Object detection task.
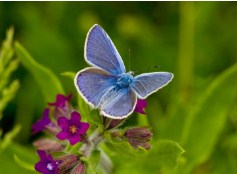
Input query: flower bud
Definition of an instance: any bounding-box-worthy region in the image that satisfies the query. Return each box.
[124,127,152,140]
[53,102,74,119]
[45,123,61,135]
[57,155,79,174]
[108,119,125,129]
[71,162,86,174]
[128,139,151,150]
[124,127,152,150]
[103,116,125,129]
[33,139,64,152]
[48,93,73,119]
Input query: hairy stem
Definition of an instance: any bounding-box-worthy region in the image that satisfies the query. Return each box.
[80,128,103,157]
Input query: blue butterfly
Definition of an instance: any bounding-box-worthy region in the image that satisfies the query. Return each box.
[74,24,173,119]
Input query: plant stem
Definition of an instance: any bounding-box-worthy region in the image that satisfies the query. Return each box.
[80,128,103,157]
[178,2,195,103]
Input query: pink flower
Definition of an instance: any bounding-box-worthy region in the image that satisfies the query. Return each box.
[32,108,51,134]
[48,93,73,118]
[35,150,60,174]
[48,94,72,108]
[56,112,89,145]
[134,99,147,114]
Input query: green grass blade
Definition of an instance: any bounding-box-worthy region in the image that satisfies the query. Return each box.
[15,42,64,102]
[180,63,237,173]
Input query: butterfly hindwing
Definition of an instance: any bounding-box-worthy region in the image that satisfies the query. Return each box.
[85,24,126,75]
[132,72,174,99]
[99,87,137,119]
[75,67,117,107]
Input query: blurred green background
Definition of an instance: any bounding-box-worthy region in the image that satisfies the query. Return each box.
[1,1,237,174]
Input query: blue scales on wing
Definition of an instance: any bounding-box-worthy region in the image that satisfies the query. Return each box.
[132,72,174,99]
[75,67,117,107]
[99,87,137,118]
[85,24,126,75]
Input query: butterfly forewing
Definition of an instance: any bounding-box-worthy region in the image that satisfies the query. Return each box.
[132,72,174,99]
[75,67,117,107]
[85,24,126,75]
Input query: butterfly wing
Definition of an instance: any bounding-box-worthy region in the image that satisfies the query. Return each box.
[74,67,117,107]
[132,72,174,99]
[99,87,137,119]
[85,24,126,75]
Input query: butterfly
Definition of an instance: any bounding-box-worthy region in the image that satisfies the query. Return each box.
[74,24,173,119]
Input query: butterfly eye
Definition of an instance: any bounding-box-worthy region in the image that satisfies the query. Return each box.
[129,71,135,77]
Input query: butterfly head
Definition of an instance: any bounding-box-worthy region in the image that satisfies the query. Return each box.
[128,71,135,77]
[116,73,134,88]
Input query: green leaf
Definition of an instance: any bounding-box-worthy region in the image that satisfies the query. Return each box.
[106,140,146,158]
[151,140,184,169]
[0,58,19,93]
[0,80,20,120]
[61,71,75,81]
[103,131,147,159]
[14,155,35,171]
[0,27,15,73]
[223,132,237,152]
[179,63,237,174]
[0,27,19,120]
[15,42,64,102]
[0,125,21,151]
[76,90,91,122]
[0,143,37,174]
[115,140,184,174]
[210,144,237,174]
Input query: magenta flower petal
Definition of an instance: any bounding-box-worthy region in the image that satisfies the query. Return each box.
[32,108,51,134]
[35,162,45,173]
[78,122,90,134]
[56,111,90,145]
[35,150,59,174]
[48,94,73,119]
[70,111,81,122]
[37,150,47,159]
[134,99,147,114]
[69,136,81,145]
[57,117,69,130]
[56,131,69,140]
[48,94,72,108]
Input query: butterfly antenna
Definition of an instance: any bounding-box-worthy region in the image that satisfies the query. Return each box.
[128,48,131,72]
[134,65,160,74]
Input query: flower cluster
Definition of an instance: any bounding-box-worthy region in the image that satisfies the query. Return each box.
[32,94,151,174]
[32,94,90,174]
